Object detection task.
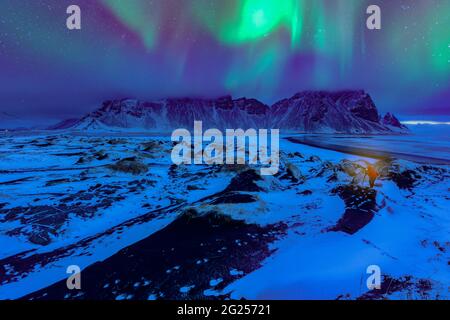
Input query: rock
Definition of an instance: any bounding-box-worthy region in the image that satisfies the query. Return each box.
[108,157,148,175]
[297,190,312,196]
[141,141,163,152]
[287,152,304,159]
[389,169,420,190]
[382,112,407,129]
[305,155,321,162]
[327,173,339,182]
[95,151,108,160]
[76,156,86,164]
[374,159,397,178]
[187,185,204,191]
[358,275,433,300]
[225,169,263,192]
[330,185,378,234]
[337,159,367,183]
[107,138,127,145]
[45,178,71,187]
[210,193,257,204]
[286,163,302,182]
[29,228,51,245]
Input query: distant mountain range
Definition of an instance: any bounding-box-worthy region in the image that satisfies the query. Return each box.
[0,112,47,131]
[51,90,408,134]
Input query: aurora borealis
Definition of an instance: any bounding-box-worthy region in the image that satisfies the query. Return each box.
[0,0,449,119]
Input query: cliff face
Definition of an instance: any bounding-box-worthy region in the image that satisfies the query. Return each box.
[67,91,407,134]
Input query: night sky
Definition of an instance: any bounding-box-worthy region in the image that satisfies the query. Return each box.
[0,0,449,120]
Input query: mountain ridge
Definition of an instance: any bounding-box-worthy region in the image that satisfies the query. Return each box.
[52,90,408,134]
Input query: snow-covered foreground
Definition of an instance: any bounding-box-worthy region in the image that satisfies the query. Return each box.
[0,131,448,300]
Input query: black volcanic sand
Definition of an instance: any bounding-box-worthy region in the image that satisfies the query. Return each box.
[23,210,286,300]
[329,185,379,235]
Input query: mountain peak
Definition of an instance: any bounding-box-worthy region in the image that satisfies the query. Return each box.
[382,112,407,129]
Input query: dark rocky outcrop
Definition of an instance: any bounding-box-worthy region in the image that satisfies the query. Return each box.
[382,112,407,129]
[108,157,148,175]
[330,185,378,235]
[225,169,263,192]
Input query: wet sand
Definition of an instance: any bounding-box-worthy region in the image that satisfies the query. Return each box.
[286,137,450,165]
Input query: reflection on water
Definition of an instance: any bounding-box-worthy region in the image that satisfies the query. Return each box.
[290,125,450,160]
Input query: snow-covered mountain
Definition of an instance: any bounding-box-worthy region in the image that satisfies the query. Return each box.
[63,91,408,133]
[69,96,270,132]
[46,118,80,130]
[270,90,405,133]
[381,112,409,132]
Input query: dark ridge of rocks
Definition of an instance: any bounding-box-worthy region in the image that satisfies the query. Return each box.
[297,190,313,196]
[0,182,141,245]
[23,210,286,300]
[2,204,88,245]
[45,178,71,187]
[327,172,339,183]
[210,192,257,205]
[187,185,205,191]
[141,141,164,152]
[34,143,53,148]
[330,185,378,235]
[0,177,34,185]
[357,275,433,300]
[0,203,181,287]
[75,157,86,164]
[107,138,128,145]
[225,169,263,192]
[94,151,108,160]
[28,229,52,246]
[389,169,420,190]
[51,152,86,157]
[417,165,447,175]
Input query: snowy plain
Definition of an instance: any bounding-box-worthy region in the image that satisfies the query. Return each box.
[0,125,448,300]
